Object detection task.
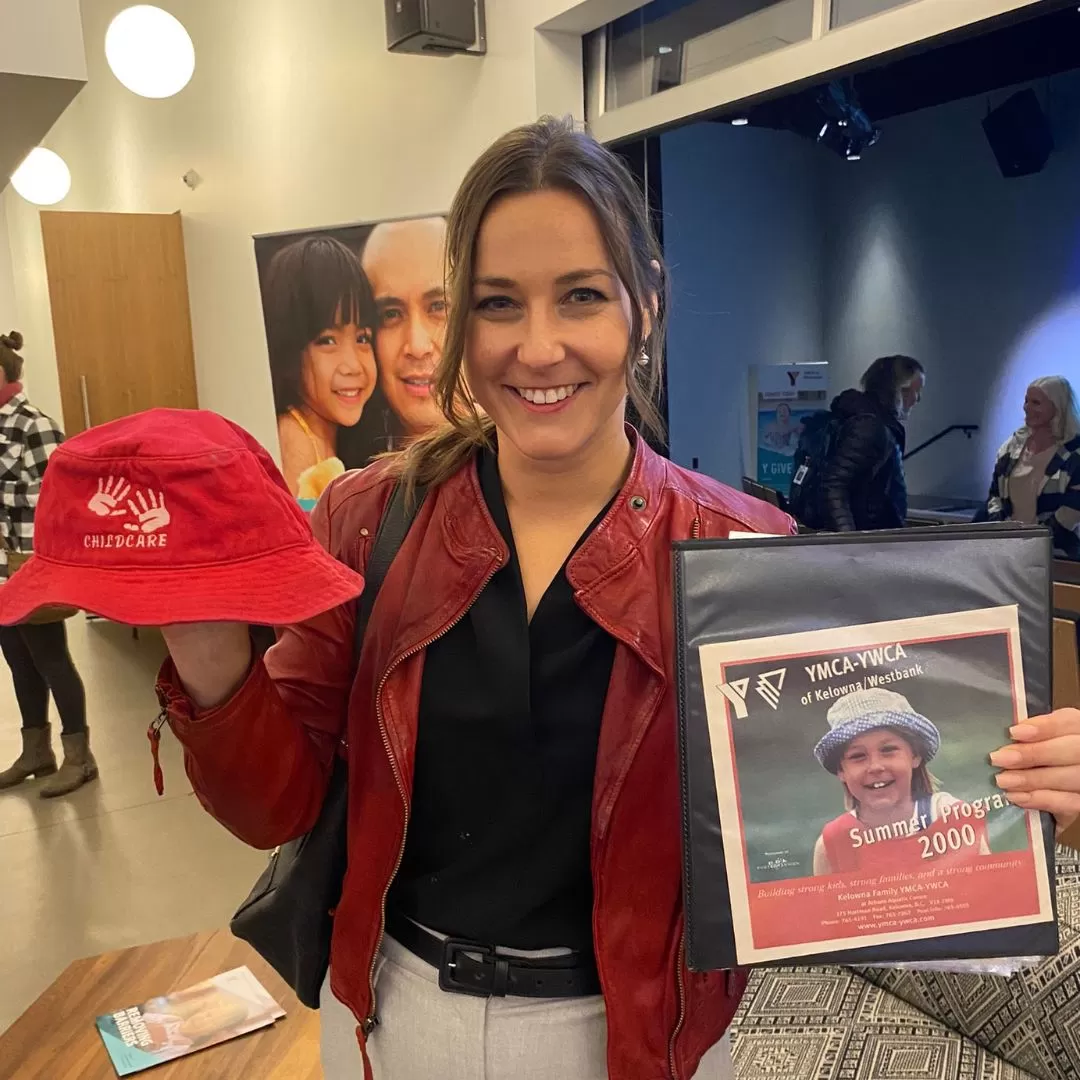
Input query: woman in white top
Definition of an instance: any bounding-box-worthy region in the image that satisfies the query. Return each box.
[986,375,1080,558]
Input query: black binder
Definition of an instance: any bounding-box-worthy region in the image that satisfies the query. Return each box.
[675,525,1059,970]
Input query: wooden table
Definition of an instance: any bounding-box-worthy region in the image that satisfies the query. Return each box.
[0,931,320,1079]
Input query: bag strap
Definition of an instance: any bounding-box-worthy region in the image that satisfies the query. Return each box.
[352,479,427,662]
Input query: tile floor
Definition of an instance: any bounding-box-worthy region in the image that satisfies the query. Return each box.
[0,617,266,1035]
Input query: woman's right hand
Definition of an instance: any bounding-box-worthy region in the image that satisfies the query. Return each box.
[160,622,253,711]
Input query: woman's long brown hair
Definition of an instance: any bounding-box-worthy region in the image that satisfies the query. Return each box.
[391,116,669,495]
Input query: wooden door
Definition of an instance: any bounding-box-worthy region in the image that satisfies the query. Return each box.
[40,210,198,435]
[1053,616,1080,710]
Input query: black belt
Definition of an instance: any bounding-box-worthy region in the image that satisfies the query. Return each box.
[385,910,601,999]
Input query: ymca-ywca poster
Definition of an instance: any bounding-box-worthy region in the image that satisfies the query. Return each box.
[752,364,828,497]
[253,214,447,508]
[699,606,1053,965]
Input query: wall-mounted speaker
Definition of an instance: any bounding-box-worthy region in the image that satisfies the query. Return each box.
[385,0,485,56]
[982,88,1054,178]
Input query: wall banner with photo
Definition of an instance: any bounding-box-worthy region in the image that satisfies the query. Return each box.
[253,214,448,509]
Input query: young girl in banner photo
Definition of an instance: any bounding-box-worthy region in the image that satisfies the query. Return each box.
[262,235,382,501]
[812,687,995,875]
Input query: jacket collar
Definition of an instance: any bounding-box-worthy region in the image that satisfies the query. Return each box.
[420,429,668,676]
[566,434,669,675]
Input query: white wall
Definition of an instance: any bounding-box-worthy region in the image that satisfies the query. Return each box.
[0,0,86,80]
[661,121,827,486]
[0,200,15,334]
[826,73,1080,500]
[2,0,569,455]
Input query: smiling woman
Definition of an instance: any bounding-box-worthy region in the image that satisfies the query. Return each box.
[985,375,1080,556]
[157,117,796,1080]
[462,195,644,482]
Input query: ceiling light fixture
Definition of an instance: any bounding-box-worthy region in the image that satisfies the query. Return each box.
[731,117,750,127]
[816,80,880,161]
[10,148,72,205]
[105,6,195,99]
[658,45,673,55]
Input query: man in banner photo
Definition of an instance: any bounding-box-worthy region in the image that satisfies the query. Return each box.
[699,606,1053,965]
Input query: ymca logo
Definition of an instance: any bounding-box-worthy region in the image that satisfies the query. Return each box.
[717,668,787,718]
[756,668,786,709]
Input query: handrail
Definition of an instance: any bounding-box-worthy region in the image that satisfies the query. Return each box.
[903,424,978,461]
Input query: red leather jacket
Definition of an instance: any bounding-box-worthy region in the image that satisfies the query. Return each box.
[158,436,793,1079]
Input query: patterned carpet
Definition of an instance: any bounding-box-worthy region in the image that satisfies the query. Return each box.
[731,966,1035,1080]
[729,847,1080,1080]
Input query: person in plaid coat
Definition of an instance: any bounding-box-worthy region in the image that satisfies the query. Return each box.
[0,331,95,797]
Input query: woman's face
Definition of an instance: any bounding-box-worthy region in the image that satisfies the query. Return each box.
[1024,386,1056,431]
[776,403,791,423]
[897,372,925,421]
[836,728,921,815]
[300,317,376,427]
[465,188,635,466]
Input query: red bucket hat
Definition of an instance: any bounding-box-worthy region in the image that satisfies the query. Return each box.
[0,409,365,627]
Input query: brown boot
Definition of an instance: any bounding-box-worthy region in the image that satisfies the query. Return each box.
[0,726,58,789]
[39,730,98,798]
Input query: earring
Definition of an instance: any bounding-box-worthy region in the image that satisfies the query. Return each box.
[638,345,650,366]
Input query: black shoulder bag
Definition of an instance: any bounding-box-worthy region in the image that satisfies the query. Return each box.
[230,480,426,1008]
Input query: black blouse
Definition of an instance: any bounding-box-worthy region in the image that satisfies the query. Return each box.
[387,448,616,952]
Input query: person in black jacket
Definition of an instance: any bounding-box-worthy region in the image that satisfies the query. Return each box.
[821,355,925,531]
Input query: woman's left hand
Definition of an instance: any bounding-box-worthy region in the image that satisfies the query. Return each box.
[991,709,1080,835]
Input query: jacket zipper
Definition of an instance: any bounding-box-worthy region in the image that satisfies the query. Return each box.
[147,708,168,796]
[362,559,501,1035]
[668,934,687,1079]
[691,516,701,540]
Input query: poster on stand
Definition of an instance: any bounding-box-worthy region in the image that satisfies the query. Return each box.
[698,605,1054,966]
[752,364,828,497]
[253,214,447,508]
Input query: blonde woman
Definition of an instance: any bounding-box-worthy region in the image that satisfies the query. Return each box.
[986,375,1080,557]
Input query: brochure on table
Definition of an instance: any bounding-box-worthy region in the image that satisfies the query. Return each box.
[95,966,285,1076]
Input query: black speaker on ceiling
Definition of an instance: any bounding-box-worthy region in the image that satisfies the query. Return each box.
[385,0,485,55]
[982,88,1054,178]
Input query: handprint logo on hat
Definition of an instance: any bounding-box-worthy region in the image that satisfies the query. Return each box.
[88,477,132,517]
[123,490,170,534]
[87,478,171,537]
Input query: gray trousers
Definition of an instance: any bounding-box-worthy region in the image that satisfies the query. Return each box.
[321,934,734,1080]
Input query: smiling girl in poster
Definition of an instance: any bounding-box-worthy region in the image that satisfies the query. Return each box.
[813,688,993,875]
[262,235,379,499]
